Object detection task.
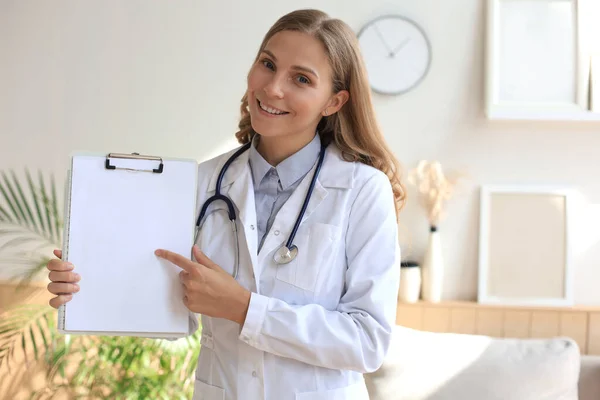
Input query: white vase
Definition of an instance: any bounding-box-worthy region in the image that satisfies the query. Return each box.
[421,226,444,303]
[399,262,421,303]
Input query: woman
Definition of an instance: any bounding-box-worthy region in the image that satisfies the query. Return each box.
[46,9,406,400]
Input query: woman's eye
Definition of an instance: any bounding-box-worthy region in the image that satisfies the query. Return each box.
[262,60,275,70]
[297,75,310,84]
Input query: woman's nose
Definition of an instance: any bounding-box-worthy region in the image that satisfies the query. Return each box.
[263,74,286,99]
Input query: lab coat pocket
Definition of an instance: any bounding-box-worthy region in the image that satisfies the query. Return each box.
[296,381,369,400]
[193,379,225,400]
[276,223,341,292]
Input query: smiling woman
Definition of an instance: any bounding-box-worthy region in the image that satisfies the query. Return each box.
[236,11,408,199]
[44,8,406,400]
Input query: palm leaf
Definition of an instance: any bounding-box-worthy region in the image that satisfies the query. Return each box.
[2,171,27,224]
[0,169,61,245]
[15,256,52,287]
[37,171,56,244]
[11,170,39,234]
[1,253,51,286]
[45,335,72,380]
[0,236,47,253]
[0,203,13,222]
[50,174,61,243]
[0,169,62,284]
[26,169,48,238]
[0,304,55,371]
[0,171,22,222]
[37,318,49,350]
[29,325,38,360]
[0,225,46,237]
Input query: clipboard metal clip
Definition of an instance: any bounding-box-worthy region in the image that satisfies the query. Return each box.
[105,152,164,173]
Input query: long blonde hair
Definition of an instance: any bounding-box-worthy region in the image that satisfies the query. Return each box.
[235,9,406,218]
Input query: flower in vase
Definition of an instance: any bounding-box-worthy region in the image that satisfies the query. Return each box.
[407,160,467,229]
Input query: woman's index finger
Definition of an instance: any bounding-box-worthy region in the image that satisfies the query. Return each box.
[155,249,198,274]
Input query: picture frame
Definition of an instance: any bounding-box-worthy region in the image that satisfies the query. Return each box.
[591,53,600,112]
[477,185,574,307]
[485,0,600,120]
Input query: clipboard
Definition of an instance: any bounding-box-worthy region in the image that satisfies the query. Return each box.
[58,151,198,338]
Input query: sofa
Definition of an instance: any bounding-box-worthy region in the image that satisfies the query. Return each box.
[365,326,600,400]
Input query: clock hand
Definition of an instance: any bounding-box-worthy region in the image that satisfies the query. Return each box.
[373,24,395,57]
[390,37,411,57]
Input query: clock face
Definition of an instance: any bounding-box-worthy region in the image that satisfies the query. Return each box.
[357,15,432,95]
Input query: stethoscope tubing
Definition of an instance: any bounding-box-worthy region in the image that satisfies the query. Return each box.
[285,142,327,249]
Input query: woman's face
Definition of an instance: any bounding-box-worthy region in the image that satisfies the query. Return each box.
[247,30,347,144]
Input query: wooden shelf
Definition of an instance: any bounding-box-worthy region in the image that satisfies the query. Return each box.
[402,300,600,312]
[396,300,600,356]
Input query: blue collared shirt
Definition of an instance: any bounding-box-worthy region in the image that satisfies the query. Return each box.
[248,133,321,252]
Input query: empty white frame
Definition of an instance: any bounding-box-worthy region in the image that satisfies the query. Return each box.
[478,185,574,307]
[485,0,599,120]
[592,54,600,112]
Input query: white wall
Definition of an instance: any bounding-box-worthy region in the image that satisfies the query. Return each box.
[2,0,600,303]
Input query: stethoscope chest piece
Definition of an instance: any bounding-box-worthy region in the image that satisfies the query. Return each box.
[274,245,298,264]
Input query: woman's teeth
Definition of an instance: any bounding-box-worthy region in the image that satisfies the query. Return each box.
[258,100,288,115]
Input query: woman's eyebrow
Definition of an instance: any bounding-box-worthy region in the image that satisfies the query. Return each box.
[262,49,319,79]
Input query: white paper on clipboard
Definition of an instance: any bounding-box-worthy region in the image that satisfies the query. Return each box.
[58,152,198,338]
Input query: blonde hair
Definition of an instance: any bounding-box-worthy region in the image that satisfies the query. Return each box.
[235,9,406,218]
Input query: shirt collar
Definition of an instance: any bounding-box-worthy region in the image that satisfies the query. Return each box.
[248,135,273,188]
[248,133,321,190]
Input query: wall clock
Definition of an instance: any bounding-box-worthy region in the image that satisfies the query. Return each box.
[357,15,432,95]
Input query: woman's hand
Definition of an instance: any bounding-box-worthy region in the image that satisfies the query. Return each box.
[46,249,81,309]
[155,245,251,325]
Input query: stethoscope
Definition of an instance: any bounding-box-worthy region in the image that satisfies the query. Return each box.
[194,140,328,280]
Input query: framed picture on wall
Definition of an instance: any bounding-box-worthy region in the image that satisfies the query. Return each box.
[477,185,574,307]
[485,0,600,120]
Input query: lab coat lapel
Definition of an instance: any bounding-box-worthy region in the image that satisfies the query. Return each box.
[225,162,259,260]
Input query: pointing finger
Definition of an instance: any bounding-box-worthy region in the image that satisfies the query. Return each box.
[155,249,198,275]
[192,246,222,272]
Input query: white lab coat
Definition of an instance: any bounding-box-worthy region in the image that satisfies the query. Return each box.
[189,142,400,400]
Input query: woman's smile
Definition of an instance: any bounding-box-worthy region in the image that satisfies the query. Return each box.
[257,99,290,117]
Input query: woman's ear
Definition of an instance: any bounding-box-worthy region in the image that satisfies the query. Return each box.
[322,90,350,116]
